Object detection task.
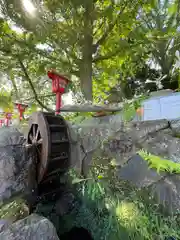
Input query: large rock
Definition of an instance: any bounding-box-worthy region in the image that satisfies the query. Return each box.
[169,119,180,134]
[0,214,60,240]
[0,127,36,205]
[139,131,180,163]
[69,119,172,171]
[117,154,163,188]
[151,175,180,214]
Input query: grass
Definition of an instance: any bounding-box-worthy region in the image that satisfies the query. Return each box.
[49,163,180,240]
[0,161,179,239]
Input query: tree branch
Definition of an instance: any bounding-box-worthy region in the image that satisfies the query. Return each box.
[4,33,80,76]
[93,36,142,63]
[17,57,52,111]
[21,94,54,102]
[93,47,122,62]
[93,4,127,52]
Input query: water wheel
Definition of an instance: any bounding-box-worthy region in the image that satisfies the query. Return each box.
[27,112,71,202]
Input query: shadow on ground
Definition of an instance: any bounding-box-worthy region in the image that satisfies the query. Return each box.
[34,171,179,240]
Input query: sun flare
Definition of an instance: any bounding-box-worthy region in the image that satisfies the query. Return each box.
[22,0,36,16]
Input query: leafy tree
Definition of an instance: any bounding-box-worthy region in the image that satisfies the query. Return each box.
[0,0,148,103]
[132,0,180,89]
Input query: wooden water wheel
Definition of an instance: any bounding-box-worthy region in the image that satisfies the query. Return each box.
[27,112,71,201]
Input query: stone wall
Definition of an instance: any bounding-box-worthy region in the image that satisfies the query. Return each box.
[0,116,180,239]
[69,115,180,215]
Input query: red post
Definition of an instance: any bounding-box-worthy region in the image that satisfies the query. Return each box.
[56,92,62,115]
[47,70,70,115]
[0,119,4,127]
[15,103,28,121]
[5,118,8,127]
[5,113,12,127]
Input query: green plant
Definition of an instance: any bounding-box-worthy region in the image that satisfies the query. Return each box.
[138,150,180,174]
[56,164,180,240]
[0,197,29,222]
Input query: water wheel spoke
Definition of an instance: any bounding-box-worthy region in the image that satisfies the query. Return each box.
[33,124,36,137]
[35,127,40,140]
[29,133,33,142]
[37,138,43,145]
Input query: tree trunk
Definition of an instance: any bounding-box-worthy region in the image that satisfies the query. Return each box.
[80,1,94,101]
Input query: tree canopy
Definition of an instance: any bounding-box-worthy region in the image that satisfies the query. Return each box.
[0,0,179,110]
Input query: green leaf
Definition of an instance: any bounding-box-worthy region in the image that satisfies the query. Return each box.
[168,3,177,14]
[72,178,91,184]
